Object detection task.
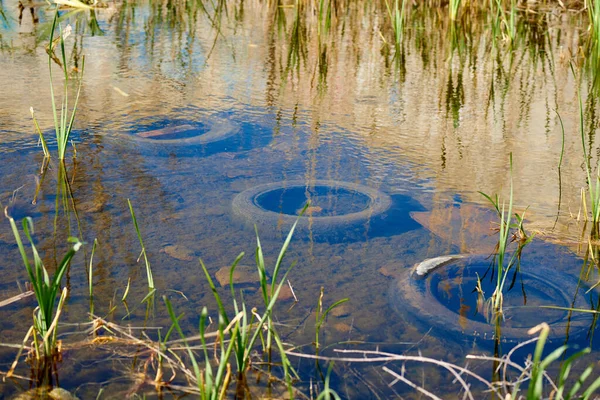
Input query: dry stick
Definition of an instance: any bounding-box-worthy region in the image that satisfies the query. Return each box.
[349,366,386,400]
[0,291,34,308]
[336,349,483,399]
[6,326,34,379]
[466,354,560,395]
[501,336,539,393]
[96,318,197,384]
[383,366,444,400]
[287,280,298,302]
[0,370,33,383]
[286,350,496,398]
[165,311,244,345]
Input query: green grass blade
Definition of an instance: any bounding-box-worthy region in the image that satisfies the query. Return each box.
[127,199,154,289]
[200,258,229,324]
[89,238,98,315]
[271,203,307,298]
[582,375,600,399]
[164,296,202,389]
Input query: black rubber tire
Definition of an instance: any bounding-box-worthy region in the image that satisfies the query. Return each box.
[232,180,392,231]
[390,254,593,342]
[115,116,239,146]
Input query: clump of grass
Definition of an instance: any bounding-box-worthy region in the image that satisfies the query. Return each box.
[5,210,82,364]
[32,8,85,161]
[588,0,600,46]
[479,153,533,318]
[163,208,309,397]
[164,299,237,399]
[572,62,600,239]
[492,0,517,44]
[384,0,405,50]
[509,323,600,399]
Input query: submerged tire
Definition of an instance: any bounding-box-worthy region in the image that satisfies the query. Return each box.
[120,116,239,146]
[108,115,247,158]
[390,254,593,342]
[232,180,393,232]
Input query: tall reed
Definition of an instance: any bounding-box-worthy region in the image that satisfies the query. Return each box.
[589,0,600,45]
[571,63,600,238]
[493,0,517,44]
[479,153,533,316]
[39,9,85,160]
[449,0,461,21]
[384,0,405,49]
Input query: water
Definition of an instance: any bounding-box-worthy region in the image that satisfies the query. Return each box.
[255,186,372,217]
[0,1,600,398]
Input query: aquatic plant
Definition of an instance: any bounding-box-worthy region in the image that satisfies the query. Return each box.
[314,287,348,351]
[316,363,341,400]
[589,0,600,47]
[162,208,310,397]
[317,0,333,37]
[33,9,85,161]
[522,324,600,399]
[128,199,155,291]
[164,299,237,399]
[0,3,7,27]
[492,0,517,44]
[384,0,406,50]
[449,0,461,21]
[571,63,600,239]
[5,211,81,362]
[479,153,533,317]
[286,0,308,78]
[31,108,50,158]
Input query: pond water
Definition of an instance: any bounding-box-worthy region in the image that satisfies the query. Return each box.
[1,0,600,398]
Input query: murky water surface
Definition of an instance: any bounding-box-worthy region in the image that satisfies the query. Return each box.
[1,1,600,398]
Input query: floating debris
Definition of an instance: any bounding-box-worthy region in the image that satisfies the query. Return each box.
[0,290,34,308]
